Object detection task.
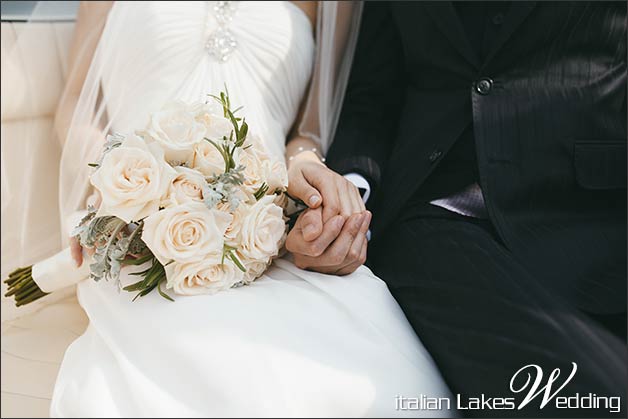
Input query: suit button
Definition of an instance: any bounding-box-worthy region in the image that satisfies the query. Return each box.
[476,78,493,95]
[428,149,442,163]
[492,13,504,25]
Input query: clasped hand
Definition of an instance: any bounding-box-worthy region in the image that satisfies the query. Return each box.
[286,151,371,275]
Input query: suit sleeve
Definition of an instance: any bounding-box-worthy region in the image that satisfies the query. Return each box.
[326,2,405,194]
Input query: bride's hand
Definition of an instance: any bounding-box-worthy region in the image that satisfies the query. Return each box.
[287,151,365,234]
[70,236,94,268]
[70,190,101,267]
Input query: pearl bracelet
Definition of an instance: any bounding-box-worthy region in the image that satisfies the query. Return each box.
[287,146,326,162]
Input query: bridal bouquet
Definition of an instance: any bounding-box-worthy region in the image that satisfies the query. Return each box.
[5,90,288,304]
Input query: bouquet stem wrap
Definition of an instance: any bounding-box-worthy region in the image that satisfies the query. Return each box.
[33,248,91,292]
[4,248,90,306]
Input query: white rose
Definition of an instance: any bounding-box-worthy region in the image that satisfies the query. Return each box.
[192,140,226,177]
[223,202,247,247]
[241,256,271,284]
[90,134,175,223]
[147,102,208,163]
[237,145,270,198]
[238,139,288,197]
[161,166,207,208]
[142,201,232,265]
[191,103,233,140]
[165,257,244,296]
[238,195,286,261]
[265,157,289,193]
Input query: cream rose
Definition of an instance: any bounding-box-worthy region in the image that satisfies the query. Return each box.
[241,256,271,284]
[238,195,286,261]
[237,140,287,198]
[223,202,247,247]
[161,166,207,208]
[147,102,208,163]
[90,134,175,223]
[142,201,232,265]
[191,103,233,140]
[238,145,266,196]
[164,257,244,295]
[265,157,289,193]
[192,140,226,177]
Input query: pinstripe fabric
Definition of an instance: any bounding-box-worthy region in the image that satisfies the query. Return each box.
[369,208,627,418]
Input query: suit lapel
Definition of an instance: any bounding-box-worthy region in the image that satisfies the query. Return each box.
[422,2,481,69]
[483,2,537,66]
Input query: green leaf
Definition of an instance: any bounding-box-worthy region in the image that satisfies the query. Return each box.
[123,279,147,292]
[157,279,174,302]
[237,121,248,147]
[122,253,152,266]
[227,110,240,140]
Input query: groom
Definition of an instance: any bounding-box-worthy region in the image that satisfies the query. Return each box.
[287,1,627,417]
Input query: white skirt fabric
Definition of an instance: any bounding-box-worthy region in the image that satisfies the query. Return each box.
[50,258,453,417]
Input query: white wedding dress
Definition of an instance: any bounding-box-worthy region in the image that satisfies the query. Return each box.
[51,2,452,417]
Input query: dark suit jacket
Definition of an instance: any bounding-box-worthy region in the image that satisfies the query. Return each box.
[327,1,627,313]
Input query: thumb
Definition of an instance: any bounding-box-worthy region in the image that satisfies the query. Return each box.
[69,237,83,268]
[299,207,324,241]
[288,170,321,208]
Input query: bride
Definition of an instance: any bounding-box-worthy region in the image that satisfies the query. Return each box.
[50,1,452,417]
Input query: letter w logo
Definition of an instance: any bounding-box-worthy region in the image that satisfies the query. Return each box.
[509,363,577,410]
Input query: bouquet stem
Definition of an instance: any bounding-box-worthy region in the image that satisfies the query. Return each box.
[4,266,49,306]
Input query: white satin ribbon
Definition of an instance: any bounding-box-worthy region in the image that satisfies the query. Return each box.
[31,210,91,293]
[32,247,90,293]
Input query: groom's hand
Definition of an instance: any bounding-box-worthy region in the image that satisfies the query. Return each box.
[286,208,371,275]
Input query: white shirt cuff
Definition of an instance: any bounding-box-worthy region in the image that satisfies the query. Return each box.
[343,172,371,203]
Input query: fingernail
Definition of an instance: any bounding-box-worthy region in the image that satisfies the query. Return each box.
[309,195,320,206]
[304,224,316,236]
[334,216,344,228]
